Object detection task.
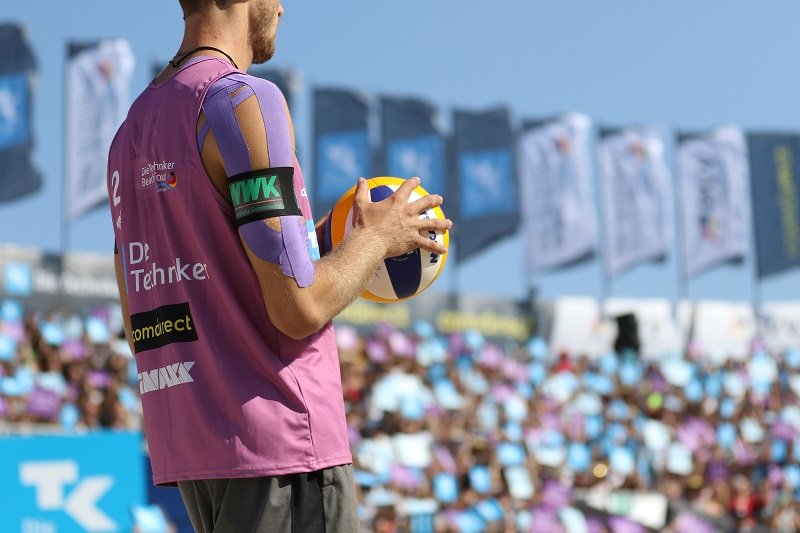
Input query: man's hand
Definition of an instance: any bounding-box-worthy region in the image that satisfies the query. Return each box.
[351,177,450,258]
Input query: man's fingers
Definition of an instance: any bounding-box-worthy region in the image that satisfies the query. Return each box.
[410,193,443,213]
[414,217,452,232]
[351,178,368,227]
[393,177,420,203]
[415,235,448,255]
[353,177,369,205]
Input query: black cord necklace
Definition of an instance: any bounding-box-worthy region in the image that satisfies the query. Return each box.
[169,46,238,70]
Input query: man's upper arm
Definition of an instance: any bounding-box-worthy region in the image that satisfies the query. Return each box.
[199,76,320,338]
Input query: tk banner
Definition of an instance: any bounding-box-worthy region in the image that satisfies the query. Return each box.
[0,431,146,532]
[518,113,597,272]
[748,133,800,278]
[451,107,520,262]
[0,24,41,203]
[677,126,750,279]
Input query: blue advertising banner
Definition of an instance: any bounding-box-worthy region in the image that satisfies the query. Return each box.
[313,88,372,217]
[381,96,446,195]
[0,24,41,202]
[748,133,800,278]
[0,431,146,532]
[452,107,520,262]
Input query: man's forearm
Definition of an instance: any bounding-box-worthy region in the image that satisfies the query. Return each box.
[308,226,388,325]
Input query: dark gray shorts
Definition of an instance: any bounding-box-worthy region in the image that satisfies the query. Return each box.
[177,464,358,533]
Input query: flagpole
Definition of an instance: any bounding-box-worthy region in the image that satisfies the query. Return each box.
[595,130,611,317]
[672,131,689,321]
[59,43,72,303]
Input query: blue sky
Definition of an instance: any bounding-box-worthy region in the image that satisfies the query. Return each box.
[1,0,799,301]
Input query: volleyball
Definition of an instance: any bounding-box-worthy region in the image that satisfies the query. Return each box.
[323,177,449,302]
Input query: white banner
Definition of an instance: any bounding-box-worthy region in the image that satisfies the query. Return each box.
[519,113,597,271]
[760,302,800,352]
[549,297,610,358]
[603,298,691,360]
[65,39,134,220]
[692,301,756,361]
[677,126,750,278]
[598,128,673,277]
[549,297,691,359]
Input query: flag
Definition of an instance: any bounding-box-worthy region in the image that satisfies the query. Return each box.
[380,96,446,195]
[598,127,672,277]
[451,107,519,262]
[312,88,372,217]
[250,67,299,113]
[677,126,750,278]
[748,133,800,278]
[65,39,135,220]
[0,24,41,202]
[518,113,597,271]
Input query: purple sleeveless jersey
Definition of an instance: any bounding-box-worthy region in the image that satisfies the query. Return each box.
[107,58,351,485]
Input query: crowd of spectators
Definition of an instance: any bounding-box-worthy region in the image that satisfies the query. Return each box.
[3,298,800,532]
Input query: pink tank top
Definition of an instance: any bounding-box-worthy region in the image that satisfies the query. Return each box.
[107,58,351,485]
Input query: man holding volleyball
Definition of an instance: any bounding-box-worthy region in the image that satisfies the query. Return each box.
[107,0,450,530]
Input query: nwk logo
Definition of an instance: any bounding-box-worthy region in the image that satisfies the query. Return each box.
[231,175,283,208]
[228,167,300,225]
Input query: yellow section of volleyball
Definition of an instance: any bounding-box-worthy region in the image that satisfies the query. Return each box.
[328,177,448,302]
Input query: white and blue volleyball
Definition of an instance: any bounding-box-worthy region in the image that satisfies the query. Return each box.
[324,177,449,303]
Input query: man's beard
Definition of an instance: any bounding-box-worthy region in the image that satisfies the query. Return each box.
[249,0,278,64]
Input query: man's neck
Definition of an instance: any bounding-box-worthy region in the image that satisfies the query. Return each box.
[177,7,253,72]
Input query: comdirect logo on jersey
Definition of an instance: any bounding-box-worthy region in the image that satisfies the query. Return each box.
[130,301,198,353]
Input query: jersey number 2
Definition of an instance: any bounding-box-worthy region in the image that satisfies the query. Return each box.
[112,170,121,206]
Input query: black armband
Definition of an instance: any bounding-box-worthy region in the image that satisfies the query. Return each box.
[227,167,301,226]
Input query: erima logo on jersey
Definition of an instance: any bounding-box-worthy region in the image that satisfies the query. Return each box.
[139,361,195,395]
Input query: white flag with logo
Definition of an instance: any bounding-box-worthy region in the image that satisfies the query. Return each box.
[518,113,597,271]
[65,39,135,220]
[677,126,750,278]
[598,127,673,277]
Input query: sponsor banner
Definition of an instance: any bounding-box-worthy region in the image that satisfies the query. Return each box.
[545,297,610,357]
[0,24,41,202]
[519,113,597,271]
[579,490,668,530]
[677,126,750,278]
[550,297,690,359]
[380,96,446,195]
[759,302,800,353]
[598,127,672,277]
[748,133,800,278]
[452,107,520,261]
[604,298,691,360]
[692,300,756,361]
[0,431,146,532]
[312,88,372,217]
[336,291,535,341]
[0,244,118,307]
[65,39,135,220]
